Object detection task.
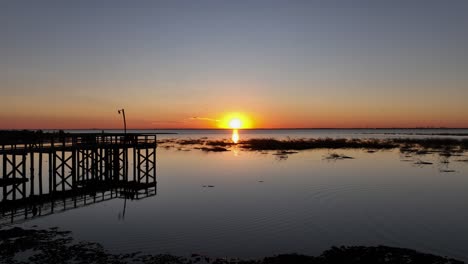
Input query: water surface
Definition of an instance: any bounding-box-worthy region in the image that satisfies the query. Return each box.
[8,129,468,261]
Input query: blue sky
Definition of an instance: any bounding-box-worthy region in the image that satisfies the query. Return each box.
[1,1,468,128]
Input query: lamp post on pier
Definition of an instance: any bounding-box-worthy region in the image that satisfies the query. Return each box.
[117,109,127,135]
[117,108,129,181]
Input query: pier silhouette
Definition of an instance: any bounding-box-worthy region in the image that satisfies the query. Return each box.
[0,132,157,226]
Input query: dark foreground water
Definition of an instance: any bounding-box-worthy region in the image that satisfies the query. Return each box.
[3,129,468,261]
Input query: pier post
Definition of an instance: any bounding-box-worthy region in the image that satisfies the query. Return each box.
[30,152,34,196]
[39,152,43,195]
[2,151,6,202]
[48,152,52,194]
[133,146,136,182]
[12,154,16,201]
[21,154,26,199]
[72,148,76,189]
[154,140,157,187]
[61,147,65,192]
[146,147,149,184]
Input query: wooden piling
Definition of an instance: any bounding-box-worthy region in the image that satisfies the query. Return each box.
[30,152,34,196]
[2,152,6,202]
[39,152,43,195]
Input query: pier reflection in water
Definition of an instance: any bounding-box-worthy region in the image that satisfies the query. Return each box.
[0,133,158,226]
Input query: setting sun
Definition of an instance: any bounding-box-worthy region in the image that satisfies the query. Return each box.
[229,118,242,129]
[218,112,253,129]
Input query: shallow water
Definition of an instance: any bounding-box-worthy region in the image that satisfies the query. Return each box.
[6,129,468,261]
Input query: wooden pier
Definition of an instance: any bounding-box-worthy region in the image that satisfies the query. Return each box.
[0,132,158,225]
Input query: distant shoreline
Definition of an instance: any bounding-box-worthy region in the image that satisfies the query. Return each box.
[2,128,468,131]
[2,129,468,138]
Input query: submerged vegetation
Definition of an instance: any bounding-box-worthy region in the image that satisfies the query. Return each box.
[0,227,463,264]
[158,137,468,167]
[324,153,354,160]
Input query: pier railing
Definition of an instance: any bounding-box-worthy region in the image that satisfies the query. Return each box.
[0,133,157,151]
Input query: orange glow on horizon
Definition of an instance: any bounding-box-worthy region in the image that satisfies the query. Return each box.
[1,108,468,129]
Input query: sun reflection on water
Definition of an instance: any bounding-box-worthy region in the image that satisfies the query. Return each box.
[232,129,239,143]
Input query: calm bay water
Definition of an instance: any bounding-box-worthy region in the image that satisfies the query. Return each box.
[9,129,468,261]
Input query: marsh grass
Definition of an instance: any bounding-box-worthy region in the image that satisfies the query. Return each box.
[236,138,468,160]
[158,137,468,160]
[194,146,229,152]
[176,139,207,145]
[239,138,397,151]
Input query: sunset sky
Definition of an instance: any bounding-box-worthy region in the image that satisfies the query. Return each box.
[1,1,468,129]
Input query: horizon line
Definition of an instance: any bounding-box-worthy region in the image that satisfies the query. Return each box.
[2,127,468,131]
